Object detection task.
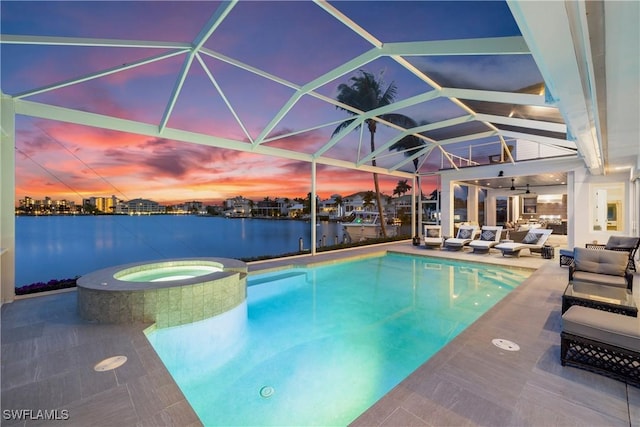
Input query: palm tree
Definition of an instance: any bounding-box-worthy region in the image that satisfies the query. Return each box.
[333,195,343,218]
[390,133,427,236]
[363,191,375,210]
[393,179,412,197]
[333,70,418,237]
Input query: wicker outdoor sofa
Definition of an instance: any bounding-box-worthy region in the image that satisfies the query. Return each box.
[569,247,633,291]
[561,305,640,387]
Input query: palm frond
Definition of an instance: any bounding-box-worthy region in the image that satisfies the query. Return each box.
[380,113,418,129]
[331,118,358,137]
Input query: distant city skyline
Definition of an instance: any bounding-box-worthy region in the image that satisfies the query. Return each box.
[15,182,418,208]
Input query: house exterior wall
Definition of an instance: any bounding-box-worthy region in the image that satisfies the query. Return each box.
[571,167,634,248]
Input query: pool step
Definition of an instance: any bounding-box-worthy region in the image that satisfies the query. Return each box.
[248,271,308,302]
[248,271,307,287]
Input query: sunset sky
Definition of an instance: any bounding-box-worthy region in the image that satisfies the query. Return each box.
[2,1,534,204]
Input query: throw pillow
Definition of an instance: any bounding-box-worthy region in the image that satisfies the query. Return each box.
[427,229,440,237]
[522,232,539,244]
[458,229,472,239]
[480,230,496,241]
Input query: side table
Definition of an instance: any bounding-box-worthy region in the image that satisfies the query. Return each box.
[559,249,574,267]
[562,281,638,317]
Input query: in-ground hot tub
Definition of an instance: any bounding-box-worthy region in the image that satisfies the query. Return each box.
[77,258,247,328]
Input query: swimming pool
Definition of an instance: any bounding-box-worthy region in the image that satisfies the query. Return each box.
[146,253,531,426]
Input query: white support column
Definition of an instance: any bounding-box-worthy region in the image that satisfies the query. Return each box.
[485,190,497,226]
[467,185,479,224]
[1,95,16,304]
[511,195,521,223]
[633,177,639,237]
[440,176,454,237]
[412,175,418,237]
[311,160,317,255]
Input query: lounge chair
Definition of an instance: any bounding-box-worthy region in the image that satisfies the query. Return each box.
[569,247,633,291]
[494,228,553,257]
[444,225,478,251]
[585,236,640,272]
[468,226,503,254]
[423,225,443,249]
[561,305,640,387]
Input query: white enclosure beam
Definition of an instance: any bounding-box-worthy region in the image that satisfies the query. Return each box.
[474,113,567,134]
[0,34,189,49]
[382,36,530,56]
[1,95,16,304]
[440,88,549,107]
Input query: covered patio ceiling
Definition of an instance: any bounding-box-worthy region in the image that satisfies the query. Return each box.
[1,1,638,183]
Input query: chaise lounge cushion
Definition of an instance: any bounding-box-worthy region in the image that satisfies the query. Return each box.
[562,305,640,352]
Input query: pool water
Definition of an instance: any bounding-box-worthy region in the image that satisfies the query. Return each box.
[146,253,530,426]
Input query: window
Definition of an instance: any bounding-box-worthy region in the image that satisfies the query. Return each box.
[591,183,624,231]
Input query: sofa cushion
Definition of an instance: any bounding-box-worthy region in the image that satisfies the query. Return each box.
[574,247,628,277]
[605,236,640,250]
[562,305,640,352]
[572,271,628,288]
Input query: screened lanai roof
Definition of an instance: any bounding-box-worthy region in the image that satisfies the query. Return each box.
[1,1,638,182]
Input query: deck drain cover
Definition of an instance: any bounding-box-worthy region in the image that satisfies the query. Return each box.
[259,386,275,398]
[492,338,520,352]
[94,355,128,372]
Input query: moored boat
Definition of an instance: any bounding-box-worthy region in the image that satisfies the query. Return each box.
[342,211,397,242]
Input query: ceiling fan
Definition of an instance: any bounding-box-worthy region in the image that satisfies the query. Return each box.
[509,178,533,195]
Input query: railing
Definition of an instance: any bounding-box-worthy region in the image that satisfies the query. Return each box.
[440,152,479,169]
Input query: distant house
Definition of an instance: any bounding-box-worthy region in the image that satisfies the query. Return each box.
[318,194,343,219]
[342,192,369,214]
[287,203,305,218]
[254,199,281,217]
[223,196,252,217]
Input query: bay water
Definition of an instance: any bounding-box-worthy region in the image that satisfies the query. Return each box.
[15,215,353,287]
